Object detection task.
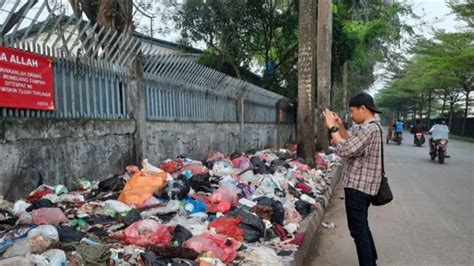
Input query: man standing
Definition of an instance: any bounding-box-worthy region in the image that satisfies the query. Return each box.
[323,92,383,266]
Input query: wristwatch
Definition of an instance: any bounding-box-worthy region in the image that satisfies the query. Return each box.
[329,126,339,133]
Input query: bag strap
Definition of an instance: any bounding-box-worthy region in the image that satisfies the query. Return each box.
[370,121,385,177]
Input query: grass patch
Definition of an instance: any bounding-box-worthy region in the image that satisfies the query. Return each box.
[450,134,474,143]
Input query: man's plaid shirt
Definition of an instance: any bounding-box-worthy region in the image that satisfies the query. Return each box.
[336,120,382,196]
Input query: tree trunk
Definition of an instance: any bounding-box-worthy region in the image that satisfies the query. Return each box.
[342,61,349,125]
[462,90,470,136]
[427,90,432,128]
[448,100,454,130]
[316,0,332,151]
[440,90,447,116]
[412,104,416,122]
[418,93,423,121]
[296,0,317,166]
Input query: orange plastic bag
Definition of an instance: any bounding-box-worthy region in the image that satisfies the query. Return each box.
[208,217,244,241]
[118,172,168,207]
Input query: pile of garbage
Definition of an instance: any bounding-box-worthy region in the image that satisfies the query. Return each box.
[0,148,339,265]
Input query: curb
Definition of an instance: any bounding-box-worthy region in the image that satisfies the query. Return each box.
[284,166,343,266]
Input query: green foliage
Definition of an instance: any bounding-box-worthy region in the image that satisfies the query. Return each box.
[173,0,413,102]
[174,0,298,97]
[376,30,474,122]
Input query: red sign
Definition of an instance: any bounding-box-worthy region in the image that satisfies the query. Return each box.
[0,46,54,111]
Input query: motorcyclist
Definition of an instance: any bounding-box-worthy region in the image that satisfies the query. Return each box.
[411,119,424,134]
[428,119,450,156]
[393,118,404,140]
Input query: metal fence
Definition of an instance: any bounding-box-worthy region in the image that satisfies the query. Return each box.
[0,1,294,123]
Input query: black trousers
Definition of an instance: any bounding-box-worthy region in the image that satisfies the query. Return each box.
[345,188,378,266]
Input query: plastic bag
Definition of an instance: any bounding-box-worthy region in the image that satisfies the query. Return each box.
[41,249,67,266]
[111,219,172,247]
[218,175,241,194]
[25,185,54,202]
[140,196,162,208]
[32,208,68,226]
[140,200,181,219]
[210,188,238,208]
[254,197,285,225]
[160,159,181,174]
[284,207,302,225]
[184,233,240,263]
[208,217,244,241]
[142,159,165,175]
[180,164,209,176]
[283,223,298,234]
[126,165,140,175]
[189,174,214,193]
[13,200,31,216]
[57,226,86,242]
[98,174,126,192]
[57,193,85,203]
[238,169,256,184]
[184,198,206,214]
[226,209,265,243]
[232,155,253,170]
[104,200,132,213]
[25,199,54,212]
[295,200,313,216]
[288,159,310,172]
[171,224,193,243]
[118,171,168,207]
[239,246,284,266]
[76,178,92,191]
[212,161,233,176]
[26,225,59,253]
[155,177,190,200]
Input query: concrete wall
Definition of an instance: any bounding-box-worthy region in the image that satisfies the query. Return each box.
[0,118,135,200]
[145,122,295,163]
[0,118,295,200]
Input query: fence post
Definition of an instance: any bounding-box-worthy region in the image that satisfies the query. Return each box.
[236,88,246,152]
[127,55,146,164]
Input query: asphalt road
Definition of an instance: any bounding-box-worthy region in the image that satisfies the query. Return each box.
[304,133,474,266]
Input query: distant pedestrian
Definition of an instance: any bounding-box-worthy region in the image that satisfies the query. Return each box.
[322,92,383,266]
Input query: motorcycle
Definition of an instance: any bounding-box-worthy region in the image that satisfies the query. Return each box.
[430,139,449,164]
[414,133,425,146]
[394,132,402,145]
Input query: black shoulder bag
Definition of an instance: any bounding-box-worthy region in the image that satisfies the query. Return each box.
[371,122,394,206]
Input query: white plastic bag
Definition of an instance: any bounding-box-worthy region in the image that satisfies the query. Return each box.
[104,200,132,213]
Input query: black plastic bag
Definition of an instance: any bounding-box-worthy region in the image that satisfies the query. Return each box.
[155,176,190,200]
[271,159,290,169]
[254,197,285,225]
[250,157,271,175]
[149,246,198,260]
[288,184,302,199]
[227,208,265,243]
[171,224,193,243]
[88,226,108,238]
[295,200,313,216]
[141,250,198,266]
[57,226,87,242]
[188,174,215,193]
[26,199,55,212]
[98,174,125,192]
[119,209,141,226]
[0,209,16,225]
